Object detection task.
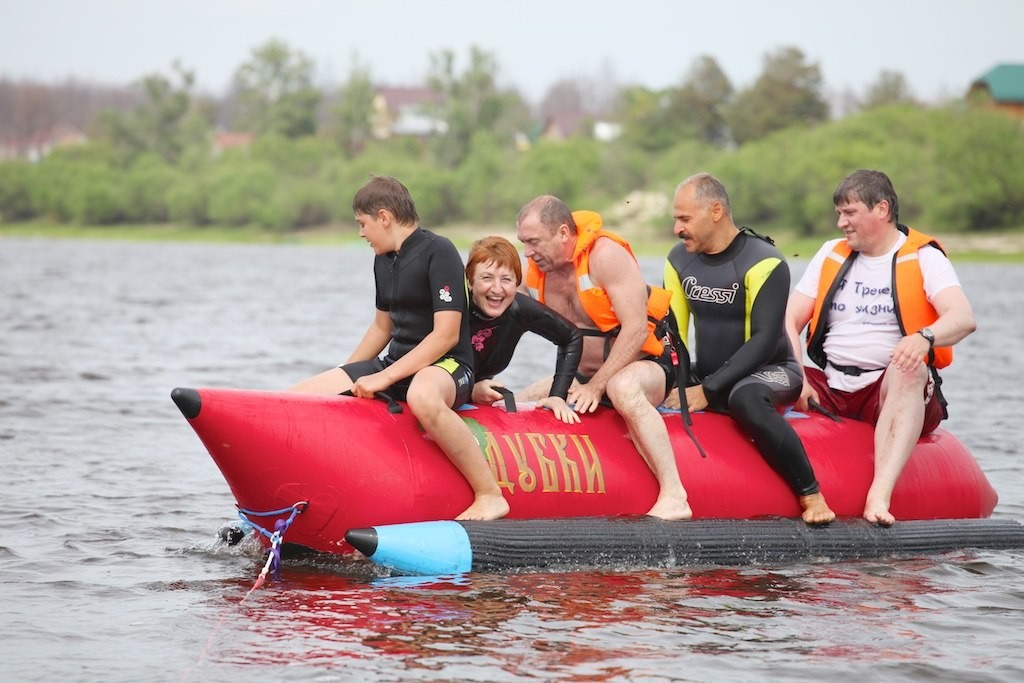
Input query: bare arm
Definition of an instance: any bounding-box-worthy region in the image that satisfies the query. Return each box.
[784,290,816,411]
[889,285,977,373]
[576,239,650,400]
[784,290,815,370]
[346,309,393,363]
[380,309,462,385]
[350,310,462,397]
[928,286,976,347]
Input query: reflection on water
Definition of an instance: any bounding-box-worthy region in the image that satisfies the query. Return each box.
[179,554,1023,681]
[2,238,1023,682]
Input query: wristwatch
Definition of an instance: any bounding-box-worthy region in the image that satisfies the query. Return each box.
[917,327,936,347]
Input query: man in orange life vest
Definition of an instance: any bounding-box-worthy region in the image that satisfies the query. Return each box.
[516,195,691,520]
[785,169,977,526]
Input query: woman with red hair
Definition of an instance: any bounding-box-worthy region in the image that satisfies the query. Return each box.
[466,236,583,424]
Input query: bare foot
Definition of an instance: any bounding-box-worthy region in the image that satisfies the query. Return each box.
[647,494,693,521]
[455,493,510,521]
[863,499,896,526]
[798,493,836,525]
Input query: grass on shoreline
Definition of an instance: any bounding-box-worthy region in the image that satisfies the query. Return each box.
[4,219,1024,263]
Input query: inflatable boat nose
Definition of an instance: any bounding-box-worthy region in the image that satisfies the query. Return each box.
[171,387,202,419]
[345,527,379,556]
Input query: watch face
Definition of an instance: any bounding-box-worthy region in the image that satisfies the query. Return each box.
[920,328,935,343]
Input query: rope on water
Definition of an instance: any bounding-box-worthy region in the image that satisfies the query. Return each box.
[236,500,308,600]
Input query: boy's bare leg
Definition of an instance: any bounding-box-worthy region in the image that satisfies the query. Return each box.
[408,367,509,521]
[289,367,353,394]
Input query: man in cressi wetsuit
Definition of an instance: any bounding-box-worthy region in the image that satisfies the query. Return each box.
[465,236,583,424]
[786,169,976,525]
[516,195,691,520]
[664,172,835,524]
[289,175,508,521]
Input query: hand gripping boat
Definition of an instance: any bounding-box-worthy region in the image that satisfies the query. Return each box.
[171,386,1015,572]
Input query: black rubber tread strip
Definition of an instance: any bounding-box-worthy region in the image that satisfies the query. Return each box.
[459,517,1024,572]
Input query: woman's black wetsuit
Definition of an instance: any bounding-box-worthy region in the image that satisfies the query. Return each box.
[469,292,583,400]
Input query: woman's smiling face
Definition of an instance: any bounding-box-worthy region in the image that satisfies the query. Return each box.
[469,259,518,318]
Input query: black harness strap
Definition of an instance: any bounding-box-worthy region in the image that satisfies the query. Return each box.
[807,398,842,423]
[663,322,708,459]
[929,365,949,420]
[492,386,518,413]
[827,360,886,377]
[340,389,403,414]
[579,326,616,361]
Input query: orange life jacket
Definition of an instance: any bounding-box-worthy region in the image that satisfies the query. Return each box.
[525,210,671,357]
[807,225,952,370]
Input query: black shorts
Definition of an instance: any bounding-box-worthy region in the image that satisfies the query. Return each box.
[575,346,677,405]
[341,356,474,407]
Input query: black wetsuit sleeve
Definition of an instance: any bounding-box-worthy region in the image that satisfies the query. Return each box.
[702,261,791,397]
[513,293,584,400]
[426,241,470,314]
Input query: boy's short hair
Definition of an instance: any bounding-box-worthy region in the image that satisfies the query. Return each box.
[352,176,419,225]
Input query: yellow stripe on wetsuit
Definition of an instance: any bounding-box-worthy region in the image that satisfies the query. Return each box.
[743,257,781,339]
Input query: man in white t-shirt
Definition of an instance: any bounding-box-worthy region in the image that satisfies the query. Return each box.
[785,170,976,526]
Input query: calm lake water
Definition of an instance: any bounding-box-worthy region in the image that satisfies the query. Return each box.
[2,236,1023,682]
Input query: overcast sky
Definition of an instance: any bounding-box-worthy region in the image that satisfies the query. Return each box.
[2,0,1021,105]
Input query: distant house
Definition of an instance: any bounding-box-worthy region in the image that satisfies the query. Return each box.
[967,64,1024,120]
[521,110,621,149]
[539,111,591,141]
[0,125,87,162]
[212,131,254,156]
[370,86,447,139]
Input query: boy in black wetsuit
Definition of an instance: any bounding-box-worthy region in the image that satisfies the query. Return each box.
[665,173,835,525]
[290,176,508,521]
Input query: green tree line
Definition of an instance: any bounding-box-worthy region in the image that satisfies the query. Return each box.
[2,41,1022,237]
